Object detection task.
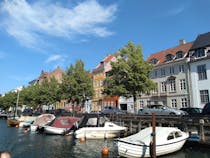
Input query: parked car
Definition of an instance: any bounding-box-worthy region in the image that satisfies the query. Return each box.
[138,104,187,115]
[180,107,202,115]
[101,106,126,115]
[202,103,210,115]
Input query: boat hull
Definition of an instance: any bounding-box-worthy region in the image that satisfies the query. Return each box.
[75,122,127,139]
[7,119,19,127]
[117,127,189,158]
[44,126,69,135]
[118,138,187,158]
[75,128,124,139]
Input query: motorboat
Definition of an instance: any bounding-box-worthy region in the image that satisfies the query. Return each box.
[30,114,55,132]
[74,114,127,139]
[43,116,80,135]
[116,126,189,158]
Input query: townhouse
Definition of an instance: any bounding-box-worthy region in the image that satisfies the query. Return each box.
[92,54,118,111]
[140,40,194,109]
[188,32,210,108]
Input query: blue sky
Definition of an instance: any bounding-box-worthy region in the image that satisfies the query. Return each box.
[0,0,210,94]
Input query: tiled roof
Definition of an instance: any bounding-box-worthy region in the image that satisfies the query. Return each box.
[147,41,194,66]
[93,54,114,72]
[190,32,210,50]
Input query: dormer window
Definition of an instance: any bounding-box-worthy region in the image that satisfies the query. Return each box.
[176,51,184,59]
[194,48,205,58]
[165,54,174,62]
[150,58,158,65]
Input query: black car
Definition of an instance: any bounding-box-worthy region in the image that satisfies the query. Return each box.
[180,107,202,115]
[202,103,210,115]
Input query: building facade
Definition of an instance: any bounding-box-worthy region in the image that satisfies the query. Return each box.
[188,32,210,108]
[92,54,118,111]
[139,40,194,109]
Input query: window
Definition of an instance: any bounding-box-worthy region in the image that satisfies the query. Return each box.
[180,79,186,90]
[197,65,207,80]
[167,133,174,140]
[169,66,174,74]
[161,68,166,76]
[195,48,205,58]
[169,79,176,92]
[139,100,144,108]
[150,58,158,65]
[161,82,167,93]
[176,51,184,59]
[200,90,209,104]
[165,54,174,62]
[181,98,187,108]
[154,70,158,78]
[175,132,182,138]
[179,65,185,73]
[171,99,177,108]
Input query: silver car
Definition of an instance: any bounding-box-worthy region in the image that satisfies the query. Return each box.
[138,104,187,115]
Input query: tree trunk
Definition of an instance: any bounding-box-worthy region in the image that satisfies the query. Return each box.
[133,95,137,114]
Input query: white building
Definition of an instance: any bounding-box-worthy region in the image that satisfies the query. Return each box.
[188,32,210,108]
[140,40,193,109]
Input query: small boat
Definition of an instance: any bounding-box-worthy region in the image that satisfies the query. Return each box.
[116,127,189,158]
[30,114,55,132]
[7,118,20,127]
[43,116,80,135]
[18,116,37,128]
[74,114,127,139]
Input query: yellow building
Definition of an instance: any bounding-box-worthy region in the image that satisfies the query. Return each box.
[92,54,118,111]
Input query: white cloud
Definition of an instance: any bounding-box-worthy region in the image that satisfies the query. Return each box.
[168,6,186,16]
[45,54,63,63]
[0,0,117,48]
[45,54,67,68]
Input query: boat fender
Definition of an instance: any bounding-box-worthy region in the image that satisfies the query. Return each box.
[101,147,109,155]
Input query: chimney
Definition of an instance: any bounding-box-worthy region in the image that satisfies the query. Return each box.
[179,39,186,45]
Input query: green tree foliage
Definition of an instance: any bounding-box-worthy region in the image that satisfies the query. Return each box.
[103,41,157,113]
[61,60,93,107]
[0,91,17,110]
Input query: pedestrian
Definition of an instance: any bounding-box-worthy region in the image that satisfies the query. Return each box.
[0,150,11,158]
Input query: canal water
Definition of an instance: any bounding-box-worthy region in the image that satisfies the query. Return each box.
[0,119,210,158]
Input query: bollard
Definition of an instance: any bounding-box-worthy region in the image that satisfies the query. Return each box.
[138,121,142,132]
[199,119,205,142]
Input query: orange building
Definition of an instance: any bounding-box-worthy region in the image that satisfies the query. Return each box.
[92,54,119,111]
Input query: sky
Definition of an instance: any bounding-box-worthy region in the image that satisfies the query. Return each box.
[0,0,210,94]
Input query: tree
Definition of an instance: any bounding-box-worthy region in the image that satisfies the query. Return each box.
[61,60,93,110]
[0,91,17,110]
[103,41,157,113]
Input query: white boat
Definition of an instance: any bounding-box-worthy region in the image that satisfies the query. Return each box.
[43,116,80,135]
[18,116,37,128]
[117,127,189,158]
[30,114,55,132]
[74,114,127,139]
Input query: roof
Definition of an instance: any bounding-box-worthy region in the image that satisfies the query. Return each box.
[93,54,115,73]
[190,32,210,50]
[147,42,194,66]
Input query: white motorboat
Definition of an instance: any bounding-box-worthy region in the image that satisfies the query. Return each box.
[74,114,127,139]
[30,114,55,132]
[117,127,189,158]
[43,116,79,135]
